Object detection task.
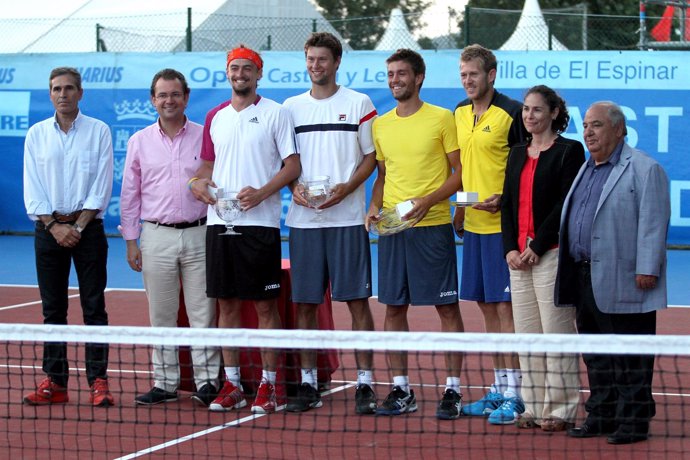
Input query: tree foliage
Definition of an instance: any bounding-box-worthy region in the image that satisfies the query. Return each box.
[314,0,430,50]
[459,0,666,50]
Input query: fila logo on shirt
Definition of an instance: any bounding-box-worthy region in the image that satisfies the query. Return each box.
[338,114,347,121]
[249,116,259,124]
[482,125,491,133]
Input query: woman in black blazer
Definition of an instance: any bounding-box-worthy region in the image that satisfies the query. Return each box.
[501,85,585,432]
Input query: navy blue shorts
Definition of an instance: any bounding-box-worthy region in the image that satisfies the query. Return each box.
[460,230,511,303]
[289,226,372,303]
[206,225,282,300]
[378,224,458,306]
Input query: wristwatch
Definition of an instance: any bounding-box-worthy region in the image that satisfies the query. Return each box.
[74,223,84,233]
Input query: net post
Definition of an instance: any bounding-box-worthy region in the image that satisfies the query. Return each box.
[96,23,106,52]
[463,5,470,47]
[186,7,192,52]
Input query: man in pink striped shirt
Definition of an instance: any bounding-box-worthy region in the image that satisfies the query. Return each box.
[120,68,221,407]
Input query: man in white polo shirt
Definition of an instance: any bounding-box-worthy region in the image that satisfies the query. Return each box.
[283,32,378,415]
[189,45,300,414]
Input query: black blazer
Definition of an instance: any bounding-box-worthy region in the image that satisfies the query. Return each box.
[501,135,585,257]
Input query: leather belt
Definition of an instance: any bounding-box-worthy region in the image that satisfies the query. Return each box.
[146,217,207,229]
[37,218,102,230]
[53,211,82,223]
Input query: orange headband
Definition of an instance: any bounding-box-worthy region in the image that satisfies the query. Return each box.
[226,47,263,71]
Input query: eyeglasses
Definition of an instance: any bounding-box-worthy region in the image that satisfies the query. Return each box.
[155,92,184,101]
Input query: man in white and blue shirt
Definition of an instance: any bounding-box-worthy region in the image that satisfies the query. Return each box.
[23,67,114,408]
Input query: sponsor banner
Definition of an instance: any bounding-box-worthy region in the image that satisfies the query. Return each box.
[1,51,689,244]
[1,50,689,90]
[0,91,31,136]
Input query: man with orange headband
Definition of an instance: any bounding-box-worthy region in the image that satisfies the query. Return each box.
[190,45,300,414]
[283,32,378,415]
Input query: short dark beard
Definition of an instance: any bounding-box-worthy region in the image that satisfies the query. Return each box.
[393,87,413,102]
[233,86,251,97]
[310,74,330,86]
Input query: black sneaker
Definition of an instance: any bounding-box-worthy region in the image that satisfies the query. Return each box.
[376,386,417,415]
[191,383,217,407]
[286,383,323,412]
[355,384,377,415]
[436,388,462,420]
[135,387,178,406]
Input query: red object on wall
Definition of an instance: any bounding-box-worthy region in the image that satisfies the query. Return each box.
[177,259,339,403]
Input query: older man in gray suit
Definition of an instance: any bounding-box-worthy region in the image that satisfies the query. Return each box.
[555,101,670,445]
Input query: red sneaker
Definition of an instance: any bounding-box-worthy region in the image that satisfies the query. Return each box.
[90,378,114,407]
[209,380,247,412]
[23,378,68,405]
[251,381,276,414]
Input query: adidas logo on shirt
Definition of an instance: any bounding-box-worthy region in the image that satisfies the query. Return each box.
[249,117,259,123]
[482,125,491,133]
[504,286,511,293]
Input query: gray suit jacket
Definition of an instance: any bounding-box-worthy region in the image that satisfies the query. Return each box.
[555,143,670,313]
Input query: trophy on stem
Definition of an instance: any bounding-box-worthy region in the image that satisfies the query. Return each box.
[301,175,332,223]
[214,189,243,236]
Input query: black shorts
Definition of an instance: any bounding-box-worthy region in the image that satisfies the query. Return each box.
[206,225,282,300]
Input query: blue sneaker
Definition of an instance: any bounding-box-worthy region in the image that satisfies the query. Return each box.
[487,397,525,425]
[376,386,417,415]
[460,385,505,416]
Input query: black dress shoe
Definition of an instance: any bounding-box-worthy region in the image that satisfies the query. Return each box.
[135,387,178,405]
[191,383,217,407]
[607,425,649,445]
[567,421,615,438]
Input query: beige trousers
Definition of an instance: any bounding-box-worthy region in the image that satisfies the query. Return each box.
[140,222,220,392]
[509,248,580,423]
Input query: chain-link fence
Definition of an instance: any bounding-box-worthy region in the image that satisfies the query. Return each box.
[463,6,644,51]
[0,7,682,53]
[99,15,339,53]
[95,11,447,53]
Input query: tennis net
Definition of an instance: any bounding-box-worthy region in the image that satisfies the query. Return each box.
[1,323,689,459]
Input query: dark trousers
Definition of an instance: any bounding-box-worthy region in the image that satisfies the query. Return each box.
[575,263,656,432]
[34,220,109,387]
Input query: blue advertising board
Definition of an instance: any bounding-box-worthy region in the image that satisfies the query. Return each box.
[1,50,689,243]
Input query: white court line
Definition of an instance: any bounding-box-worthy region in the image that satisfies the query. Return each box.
[0,293,81,311]
[103,287,146,292]
[115,382,356,460]
[0,364,152,376]
[1,286,689,308]
[0,283,40,288]
[0,284,145,292]
[368,296,690,309]
[0,287,145,311]
[460,384,690,399]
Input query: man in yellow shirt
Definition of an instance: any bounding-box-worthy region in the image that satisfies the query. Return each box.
[454,44,527,425]
[367,49,464,420]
